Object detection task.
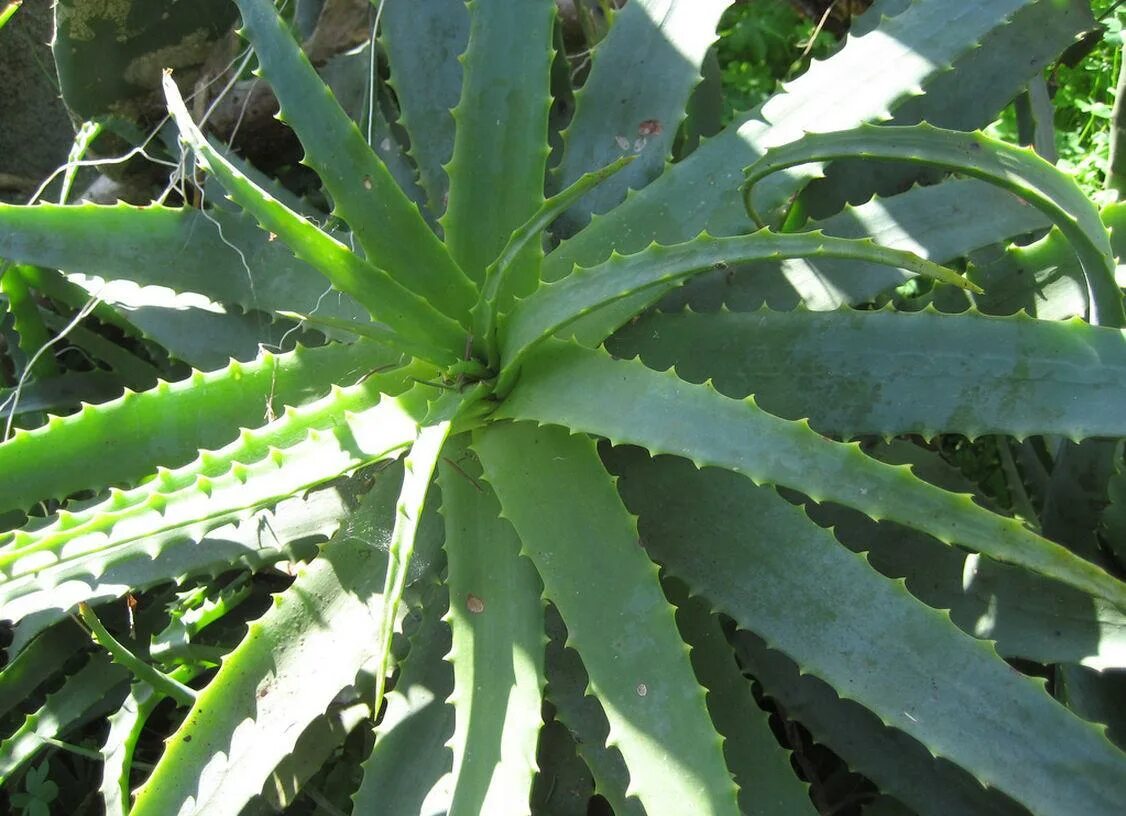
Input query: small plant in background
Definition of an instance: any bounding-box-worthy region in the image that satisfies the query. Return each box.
[0,1,1125,815]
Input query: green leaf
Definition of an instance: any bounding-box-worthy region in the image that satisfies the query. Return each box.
[232,0,476,322]
[380,0,469,215]
[608,449,1126,815]
[742,123,1125,327]
[0,265,57,379]
[129,465,405,816]
[162,73,467,362]
[498,341,1126,608]
[0,203,369,344]
[440,438,545,816]
[731,631,1025,816]
[0,621,88,721]
[53,0,237,120]
[665,579,815,816]
[552,0,733,233]
[370,417,453,725]
[608,307,1126,440]
[475,422,739,816]
[0,342,408,515]
[667,178,1050,313]
[542,0,1059,343]
[353,586,454,815]
[0,383,433,625]
[499,232,977,392]
[0,652,128,785]
[441,0,555,284]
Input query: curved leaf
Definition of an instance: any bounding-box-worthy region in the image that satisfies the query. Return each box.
[499,232,977,392]
[0,342,408,515]
[163,73,466,362]
[498,341,1126,609]
[742,123,1125,327]
[232,0,476,321]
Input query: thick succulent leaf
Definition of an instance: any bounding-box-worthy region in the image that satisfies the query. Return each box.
[0,651,128,784]
[742,124,1125,327]
[129,469,404,816]
[941,201,1126,320]
[498,341,1126,608]
[0,621,88,721]
[543,605,641,816]
[163,73,466,361]
[353,587,455,816]
[53,0,236,120]
[440,0,554,285]
[0,342,406,515]
[475,422,739,816]
[499,231,976,391]
[380,0,469,215]
[1058,665,1126,751]
[0,203,369,339]
[3,476,364,648]
[665,579,815,816]
[440,439,546,816]
[530,720,595,815]
[819,498,1126,671]
[1,265,57,379]
[542,0,1057,343]
[609,307,1126,440]
[101,666,205,816]
[667,178,1051,313]
[0,371,124,422]
[232,0,476,321]
[552,0,732,233]
[1105,463,1126,567]
[731,631,1026,816]
[0,383,433,625]
[370,418,453,723]
[608,450,1126,815]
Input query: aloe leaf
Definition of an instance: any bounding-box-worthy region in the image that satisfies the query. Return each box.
[38,310,161,390]
[353,586,455,815]
[0,264,57,379]
[552,0,732,234]
[474,155,635,365]
[439,438,545,816]
[1105,464,1126,567]
[0,203,372,343]
[608,449,1126,815]
[668,178,1051,314]
[531,720,595,815]
[499,232,977,392]
[543,605,641,816]
[232,0,476,321]
[370,418,453,726]
[665,579,815,816]
[440,0,554,285]
[52,0,236,120]
[2,475,362,644]
[743,123,1125,328]
[0,651,128,784]
[101,666,206,816]
[0,344,411,516]
[380,0,468,215]
[475,422,739,816]
[812,494,1126,671]
[542,0,1081,343]
[0,383,434,625]
[128,469,404,816]
[730,631,1026,816]
[499,341,1126,608]
[0,371,123,422]
[162,73,466,362]
[609,307,1126,440]
[0,621,88,721]
[275,310,451,364]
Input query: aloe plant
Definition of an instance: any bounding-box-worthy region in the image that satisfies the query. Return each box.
[1,0,1125,813]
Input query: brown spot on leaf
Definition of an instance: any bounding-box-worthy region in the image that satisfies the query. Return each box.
[466,593,485,614]
[638,119,662,137]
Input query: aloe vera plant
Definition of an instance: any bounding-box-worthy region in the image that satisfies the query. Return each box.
[2,0,1126,813]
